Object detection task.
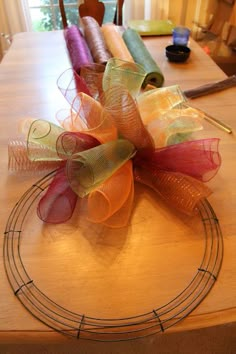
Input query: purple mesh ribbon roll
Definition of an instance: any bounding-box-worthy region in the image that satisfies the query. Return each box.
[64,25,93,73]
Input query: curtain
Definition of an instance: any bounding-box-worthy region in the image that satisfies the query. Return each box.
[0,0,32,60]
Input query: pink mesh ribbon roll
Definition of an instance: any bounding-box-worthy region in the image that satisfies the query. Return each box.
[64,25,93,73]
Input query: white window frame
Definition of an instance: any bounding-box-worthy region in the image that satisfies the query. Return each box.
[28,0,117,30]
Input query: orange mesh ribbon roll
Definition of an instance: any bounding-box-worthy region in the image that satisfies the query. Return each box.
[88,160,134,227]
[101,23,134,62]
[81,16,112,65]
[104,177,134,228]
[123,28,164,88]
[64,25,93,74]
[68,92,117,143]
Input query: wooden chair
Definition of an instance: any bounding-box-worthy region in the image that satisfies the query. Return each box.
[59,0,124,28]
[79,0,105,26]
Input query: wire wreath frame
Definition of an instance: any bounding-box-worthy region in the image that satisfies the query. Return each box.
[3,169,223,342]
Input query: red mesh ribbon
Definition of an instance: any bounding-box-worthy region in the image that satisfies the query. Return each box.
[37,166,78,223]
[56,131,100,159]
[37,131,100,223]
[133,138,221,215]
[134,138,221,182]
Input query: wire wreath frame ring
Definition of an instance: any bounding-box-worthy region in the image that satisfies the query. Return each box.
[3,169,223,342]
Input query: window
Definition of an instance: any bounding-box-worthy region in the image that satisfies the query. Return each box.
[27,0,117,31]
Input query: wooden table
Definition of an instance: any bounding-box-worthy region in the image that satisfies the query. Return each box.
[0,31,235,353]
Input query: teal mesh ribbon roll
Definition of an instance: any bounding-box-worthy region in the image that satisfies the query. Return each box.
[123,28,164,88]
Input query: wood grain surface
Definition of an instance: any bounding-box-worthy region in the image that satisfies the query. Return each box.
[0,31,235,352]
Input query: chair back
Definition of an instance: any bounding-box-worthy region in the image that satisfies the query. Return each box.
[79,0,105,26]
[114,0,124,25]
[59,0,124,29]
[59,0,68,29]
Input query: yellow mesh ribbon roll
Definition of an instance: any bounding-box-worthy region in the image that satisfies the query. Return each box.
[66,139,136,197]
[146,107,204,148]
[88,160,133,226]
[101,24,134,62]
[137,85,186,125]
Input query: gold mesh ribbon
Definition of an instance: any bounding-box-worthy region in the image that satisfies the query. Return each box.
[134,167,212,215]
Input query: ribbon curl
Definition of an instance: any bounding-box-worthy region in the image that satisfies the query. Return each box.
[8,59,221,228]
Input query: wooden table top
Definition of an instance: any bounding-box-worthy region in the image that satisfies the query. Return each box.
[0,30,235,349]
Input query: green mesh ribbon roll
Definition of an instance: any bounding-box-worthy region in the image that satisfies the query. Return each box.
[123,28,164,88]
